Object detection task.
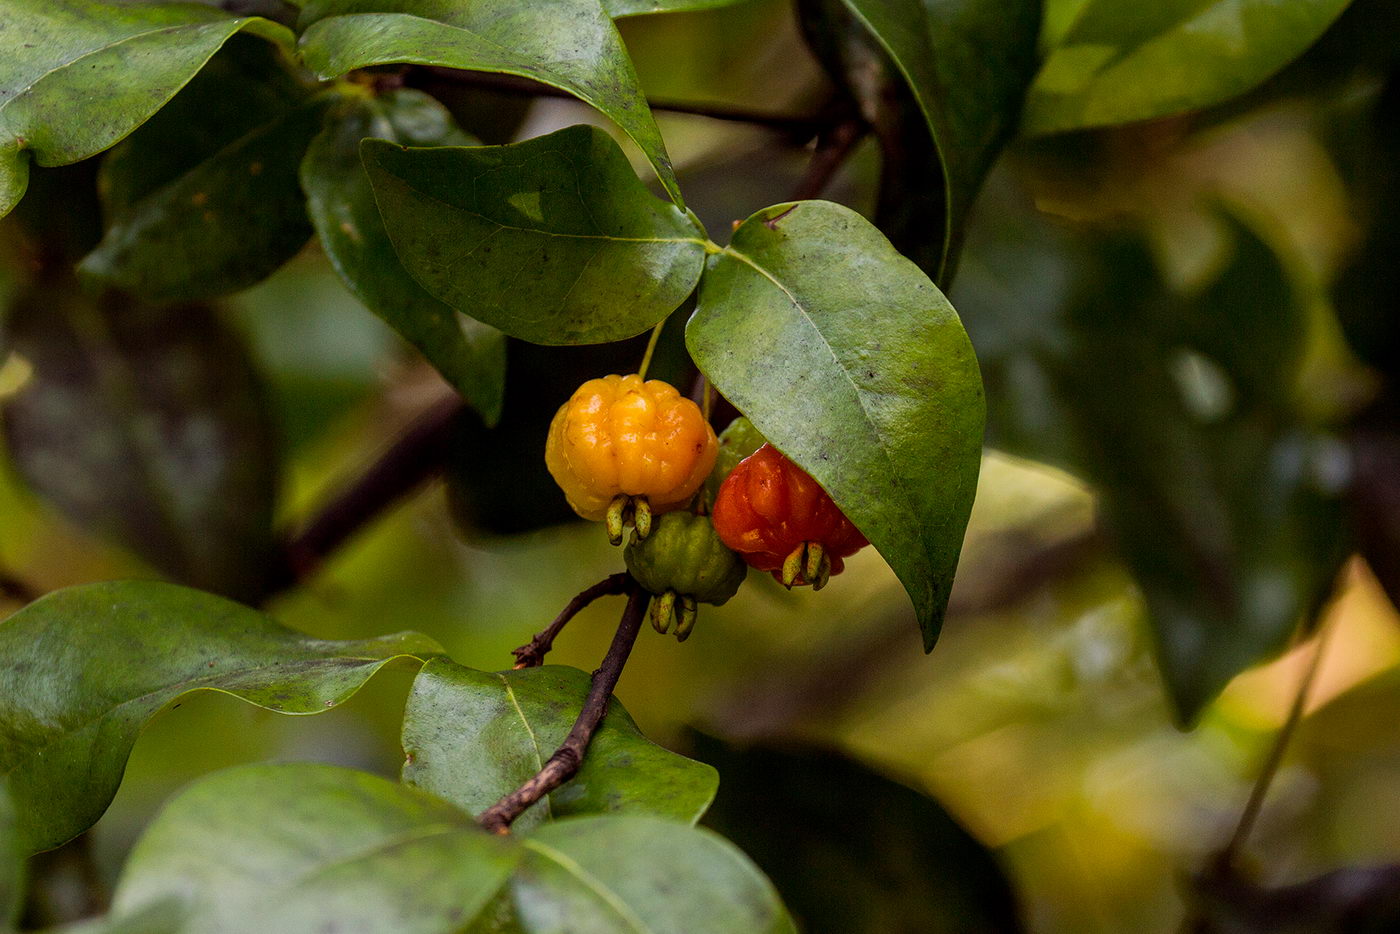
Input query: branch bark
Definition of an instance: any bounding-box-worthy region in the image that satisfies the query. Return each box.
[787,117,867,202]
[0,569,38,605]
[512,573,632,668]
[415,67,826,138]
[262,394,466,599]
[480,581,650,833]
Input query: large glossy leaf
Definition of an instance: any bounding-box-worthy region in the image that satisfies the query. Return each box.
[697,737,1022,933]
[302,89,505,423]
[953,197,1348,721]
[0,782,18,933]
[688,200,984,650]
[0,284,279,600]
[110,764,518,934]
[297,0,683,206]
[1022,0,1353,135]
[0,0,291,217]
[515,816,797,934]
[362,126,708,345]
[78,49,328,301]
[0,581,441,854]
[807,0,1040,281]
[402,660,718,830]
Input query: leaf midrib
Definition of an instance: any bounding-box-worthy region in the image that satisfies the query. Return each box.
[496,673,552,820]
[717,242,925,566]
[377,157,705,249]
[0,652,400,779]
[523,838,654,934]
[308,7,680,205]
[0,21,230,127]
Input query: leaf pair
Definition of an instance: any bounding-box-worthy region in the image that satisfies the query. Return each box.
[0,0,292,217]
[94,764,793,934]
[0,581,716,855]
[0,581,792,932]
[368,125,985,647]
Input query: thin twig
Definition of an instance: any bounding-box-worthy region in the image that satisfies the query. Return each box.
[1219,617,1336,868]
[480,582,650,833]
[512,573,632,669]
[787,118,867,202]
[263,395,466,599]
[414,67,826,136]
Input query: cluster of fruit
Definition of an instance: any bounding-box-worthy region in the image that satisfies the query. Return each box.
[545,373,867,640]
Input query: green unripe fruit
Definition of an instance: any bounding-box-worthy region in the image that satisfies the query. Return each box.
[624,511,747,606]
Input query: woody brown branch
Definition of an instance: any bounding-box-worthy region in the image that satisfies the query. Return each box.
[480,581,650,833]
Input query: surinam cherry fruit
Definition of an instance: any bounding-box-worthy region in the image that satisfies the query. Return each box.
[711,443,868,590]
[624,511,747,641]
[545,373,718,544]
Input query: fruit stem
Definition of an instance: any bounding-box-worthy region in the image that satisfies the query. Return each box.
[636,320,666,381]
[511,572,632,669]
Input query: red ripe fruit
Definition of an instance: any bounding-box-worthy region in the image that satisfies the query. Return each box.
[710,443,868,588]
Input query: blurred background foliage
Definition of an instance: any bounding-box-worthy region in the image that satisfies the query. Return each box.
[3,0,1400,931]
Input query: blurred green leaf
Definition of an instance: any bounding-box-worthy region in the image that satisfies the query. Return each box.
[297,0,684,205]
[361,126,708,345]
[302,88,505,423]
[1022,0,1353,135]
[402,660,718,830]
[0,285,279,599]
[0,0,292,217]
[78,49,327,301]
[954,200,1348,721]
[109,763,517,934]
[0,581,441,854]
[0,782,18,933]
[515,815,797,934]
[688,200,984,650]
[697,737,1022,934]
[803,0,1040,281]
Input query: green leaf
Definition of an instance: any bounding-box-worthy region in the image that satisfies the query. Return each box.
[78,56,328,301]
[0,0,292,217]
[402,661,718,830]
[1022,0,1353,135]
[297,0,684,206]
[361,126,708,346]
[953,199,1348,721]
[688,200,984,650]
[109,763,518,934]
[0,580,441,855]
[696,736,1023,933]
[0,284,279,600]
[515,816,797,934]
[0,782,19,933]
[302,89,505,423]
[805,0,1040,281]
